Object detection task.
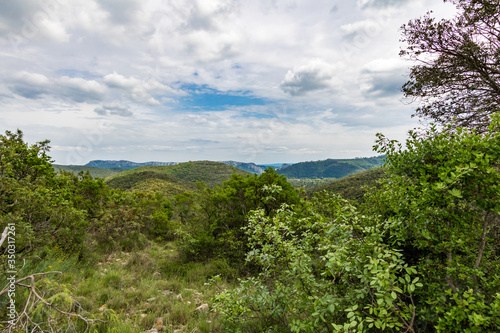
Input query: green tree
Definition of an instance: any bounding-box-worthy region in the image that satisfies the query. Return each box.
[177,168,300,263]
[213,194,422,332]
[400,0,500,131]
[370,115,500,331]
[215,116,500,332]
[0,130,87,260]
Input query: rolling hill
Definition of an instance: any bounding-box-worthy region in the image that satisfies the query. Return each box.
[85,160,178,169]
[306,167,386,202]
[221,161,266,174]
[105,161,251,196]
[53,164,125,178]
[84,159,289,175]
[276,156,385,179]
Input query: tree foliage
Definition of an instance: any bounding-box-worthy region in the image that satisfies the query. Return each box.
[176,168,300,263]
[400,0,500,131]
[214,115,500,332]
[0,129,176,330]
[369,115,500,331]
[213,194,422,332]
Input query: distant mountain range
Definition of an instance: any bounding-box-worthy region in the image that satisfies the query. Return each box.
[85,160,178,169]
[83,160,291,175]
[57,157,385,181]
[276,156,385,179]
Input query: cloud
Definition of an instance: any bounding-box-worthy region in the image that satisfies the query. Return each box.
[360,58,407,98]
[96,0,140,25]
[360,75,404,98]
[186,0,240,32]
[0,0,459,164]
[94,103,133,117]
[57,77,106,102]
[280,60,337,96]
[357,0,411,10]
[103,72,182,105]
[10,71,51,98]
[8,71,105,102]
[0,0,70,43]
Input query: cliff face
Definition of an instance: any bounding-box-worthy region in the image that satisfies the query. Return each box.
[85,160,179,169]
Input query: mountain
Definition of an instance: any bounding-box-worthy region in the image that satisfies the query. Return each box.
[222,161,266,174]
[105,161,251,197]
[85,160,178,169]
[276,156,385,179]
[53,164,126,178]
[85,159,289,175]
[258,163,293,170]
[306,167,386,202]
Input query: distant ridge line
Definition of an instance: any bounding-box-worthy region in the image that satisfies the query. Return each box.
[85,160,179,170]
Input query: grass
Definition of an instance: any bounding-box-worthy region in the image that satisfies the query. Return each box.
[15,241,235,332]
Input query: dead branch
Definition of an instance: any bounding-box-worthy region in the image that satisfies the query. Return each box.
[0,271,104,332]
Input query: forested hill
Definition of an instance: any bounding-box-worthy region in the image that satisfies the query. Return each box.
[85,160,269,175]
[86,160,178,169]
[276,156,384,179]
[307,167,386,202]
[220,161,266,174]
[53,164,124,178]
[105,160,251,196]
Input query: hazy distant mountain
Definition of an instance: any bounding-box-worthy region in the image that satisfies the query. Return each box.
[222,161,266,174]
[258,163,293,170]
[276,156,385,179]
[85,160,178,169]
[85,159,291,175]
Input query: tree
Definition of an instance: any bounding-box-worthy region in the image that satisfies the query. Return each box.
[214,116,500,332]
[177,168,300,263]
[370,114,500,331]
[400,0,500,131]
[213,194,422,333]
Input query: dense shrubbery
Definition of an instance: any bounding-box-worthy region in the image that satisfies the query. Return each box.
[0,130,177,330]
[1,114,499,332]
[212,116,500,332]
[176,169,301,263]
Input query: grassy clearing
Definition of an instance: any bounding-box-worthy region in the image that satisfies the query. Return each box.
[16,241,236,332]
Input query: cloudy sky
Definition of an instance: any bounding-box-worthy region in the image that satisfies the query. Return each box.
[0,0,456,165]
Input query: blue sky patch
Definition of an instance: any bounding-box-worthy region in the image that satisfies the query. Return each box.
[180,84,269,110]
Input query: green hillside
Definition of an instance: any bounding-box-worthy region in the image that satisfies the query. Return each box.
[276,156,384,179]
[53,164,125,178]
[307,167,386,202]
[287,178,336,191]
[106,161,251,196]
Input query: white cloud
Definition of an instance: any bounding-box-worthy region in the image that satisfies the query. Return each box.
[103,71,183,105]
[8,72,106,102]
[58,77,106,102]
[357,0,411,10]
[103,72,137,89]
[0,0,459,163]
[10,71,51,98]
[280,60,338,96]
[94,103,133,117]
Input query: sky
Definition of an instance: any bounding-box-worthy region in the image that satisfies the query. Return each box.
[0,0,457,165]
